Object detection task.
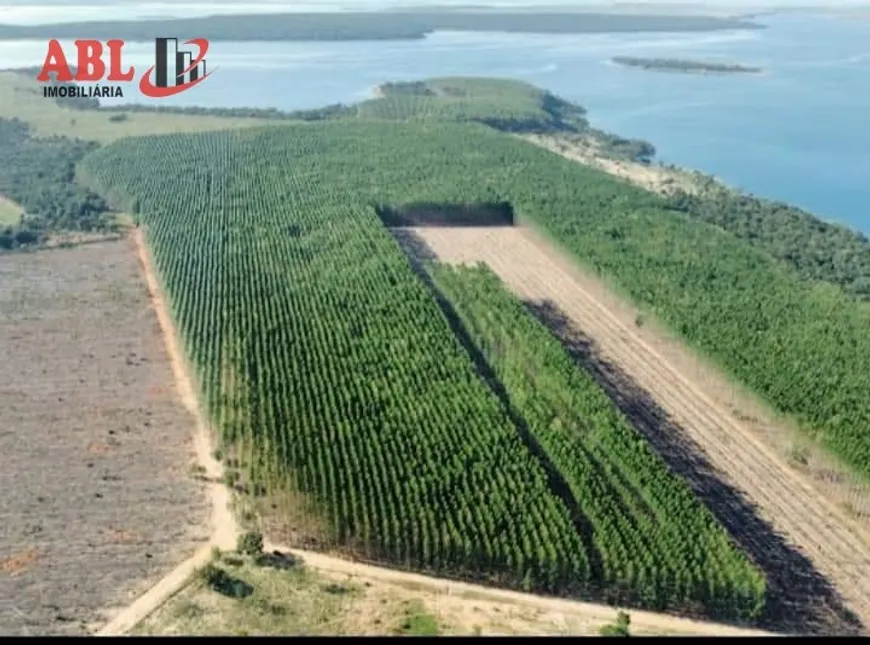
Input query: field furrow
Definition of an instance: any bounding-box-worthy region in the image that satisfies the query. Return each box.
[407,225,870,633]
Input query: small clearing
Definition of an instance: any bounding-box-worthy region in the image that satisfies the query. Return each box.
[0,239,210,635]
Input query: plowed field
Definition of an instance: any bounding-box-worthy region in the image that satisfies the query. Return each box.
[399,225,870,635]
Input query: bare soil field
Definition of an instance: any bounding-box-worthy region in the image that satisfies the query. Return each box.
[398,225,870,635]
[0,239,209,635]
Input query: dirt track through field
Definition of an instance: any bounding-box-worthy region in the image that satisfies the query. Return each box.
[401,225,870,635]
[95,230,239,636]
[100,229,776,637]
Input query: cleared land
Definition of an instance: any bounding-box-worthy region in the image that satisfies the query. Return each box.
[0,239,209,635]
[401,225,870,635]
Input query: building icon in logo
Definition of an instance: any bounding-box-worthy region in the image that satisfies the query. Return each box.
[139,37,212,97]
[154,37,207,89]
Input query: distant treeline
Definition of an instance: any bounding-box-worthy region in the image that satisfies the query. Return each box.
[613,57,763,74]
[98,102,357,122]
[0,11,763,42]
[0,118,114,251]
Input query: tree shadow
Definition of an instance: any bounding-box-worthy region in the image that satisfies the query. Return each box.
[525,298,863,636]
[375,201,514,227]
[389,227,439,263]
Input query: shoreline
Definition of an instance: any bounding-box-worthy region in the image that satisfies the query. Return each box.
[518,131,729,199]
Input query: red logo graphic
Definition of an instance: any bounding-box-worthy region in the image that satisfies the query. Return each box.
[36,37,214,99]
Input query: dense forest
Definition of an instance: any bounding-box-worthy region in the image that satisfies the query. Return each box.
[66,76,654,160]
[5,69,868,301]
[81,119,870,486]
[0,118,113,250]
[363,80,870,294]
[431,262,764,617]
[669,187,870,300]
[0,11,762,42]
[79,123,768,621]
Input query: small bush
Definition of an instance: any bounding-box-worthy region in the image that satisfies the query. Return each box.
[323,583,350,595]
[600,611,631,637]
[255,551,299,571]
[789,445,809,467]
[237,531,264,556]
[198,563,254,599]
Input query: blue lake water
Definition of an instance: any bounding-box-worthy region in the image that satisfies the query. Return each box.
[1,11,868,232]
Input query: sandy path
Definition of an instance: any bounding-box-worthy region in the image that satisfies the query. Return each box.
[263,543,774,636]
[406,226,870,633]
[95,230,239,636]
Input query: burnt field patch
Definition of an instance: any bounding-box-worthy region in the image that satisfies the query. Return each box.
[375,201,515,227]
[0,239,209,635]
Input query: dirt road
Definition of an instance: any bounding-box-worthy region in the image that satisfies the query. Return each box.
[404,225,870,634]
[96,230,239,636]
[97,228,776,637]
[263,543,774,637]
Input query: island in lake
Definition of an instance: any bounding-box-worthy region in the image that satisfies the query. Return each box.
[612,56,763,74]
